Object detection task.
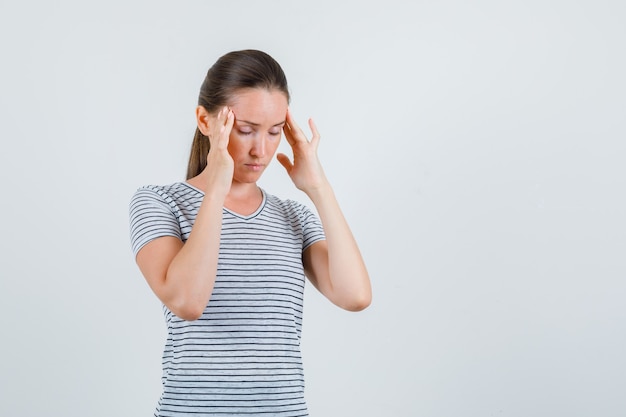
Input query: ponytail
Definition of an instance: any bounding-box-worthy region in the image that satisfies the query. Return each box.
[186,127,211,180]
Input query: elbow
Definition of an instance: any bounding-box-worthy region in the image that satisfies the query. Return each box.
[170,299,206,321]
[341,291,372,312]
[349,297,372,312]
[176,308,204,321]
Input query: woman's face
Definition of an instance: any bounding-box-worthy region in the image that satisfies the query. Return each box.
[226,88,289,185]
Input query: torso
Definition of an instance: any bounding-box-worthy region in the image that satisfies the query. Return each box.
[129,182,327,416]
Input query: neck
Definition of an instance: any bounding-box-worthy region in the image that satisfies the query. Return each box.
[227,181,261,201]
[224,183,264,216]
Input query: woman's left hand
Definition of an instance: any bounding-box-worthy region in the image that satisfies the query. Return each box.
[277,108,329,194]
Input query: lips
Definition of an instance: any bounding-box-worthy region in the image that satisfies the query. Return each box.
[245,163,264,171]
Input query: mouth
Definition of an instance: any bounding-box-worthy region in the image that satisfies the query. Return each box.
[245,163,265,172]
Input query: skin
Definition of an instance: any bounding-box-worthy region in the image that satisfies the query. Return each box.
[135,88,371,320]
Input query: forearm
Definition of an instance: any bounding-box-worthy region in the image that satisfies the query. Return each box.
[307,183,371,309]
[165,192,224,318]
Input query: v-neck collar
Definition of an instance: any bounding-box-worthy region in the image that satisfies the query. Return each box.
[182,182,267,220]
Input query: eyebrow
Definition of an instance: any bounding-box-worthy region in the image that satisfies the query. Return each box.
[236,119,286,127]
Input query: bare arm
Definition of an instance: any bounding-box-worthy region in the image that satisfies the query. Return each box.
[136,192,226,320]
[135,107,235,320]
[278,109,371,311]
[303,185,371,311]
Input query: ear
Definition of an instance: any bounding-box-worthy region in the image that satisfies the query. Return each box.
[196,106,212,136]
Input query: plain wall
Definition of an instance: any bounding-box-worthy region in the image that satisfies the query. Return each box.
[1,0,625,416]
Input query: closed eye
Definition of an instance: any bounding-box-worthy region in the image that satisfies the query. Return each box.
[270,123,285,137]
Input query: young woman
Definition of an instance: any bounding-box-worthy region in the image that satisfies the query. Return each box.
[129,49,371,417]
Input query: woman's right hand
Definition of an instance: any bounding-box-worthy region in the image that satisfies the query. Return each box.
[203,106,235,196]
[136,106,235,321]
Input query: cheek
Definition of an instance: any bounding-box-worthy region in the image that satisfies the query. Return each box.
[267,137,282,154]
[225,138,241,158]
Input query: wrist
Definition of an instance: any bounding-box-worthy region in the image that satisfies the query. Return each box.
[304,180,333,202]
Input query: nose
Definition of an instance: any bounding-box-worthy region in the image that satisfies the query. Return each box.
[250,134,266,158]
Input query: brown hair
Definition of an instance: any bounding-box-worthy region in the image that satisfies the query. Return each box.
[186,49,290,179]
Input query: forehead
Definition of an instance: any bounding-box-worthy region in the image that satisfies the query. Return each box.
[229,88,288,124]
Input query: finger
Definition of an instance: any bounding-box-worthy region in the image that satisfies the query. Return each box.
[282,108,297,146]
[207,107,227,146]
[216,108,234,150]
[276,153,293,173]
[285,108,308,144]
[223,108,235,134]
[308,118,320,147]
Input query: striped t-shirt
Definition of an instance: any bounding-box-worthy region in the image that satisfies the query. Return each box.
[129,182,326,417]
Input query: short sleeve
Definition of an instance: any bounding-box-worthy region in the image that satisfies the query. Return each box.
[298,204,326,251]
[129,186,182,256]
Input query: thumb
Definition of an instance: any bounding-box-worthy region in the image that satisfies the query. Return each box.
[276,153,293,173]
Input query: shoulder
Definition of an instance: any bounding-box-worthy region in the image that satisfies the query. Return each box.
[264,191,312,216]
[263,191,322,229]
[262,191,325,248]
[130,182,203,208]
[128,183,193,255]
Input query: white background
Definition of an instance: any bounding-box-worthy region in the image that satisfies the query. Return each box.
[1,1,625,416]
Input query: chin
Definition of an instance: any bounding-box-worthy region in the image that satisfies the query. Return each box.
[234,173,264,184]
